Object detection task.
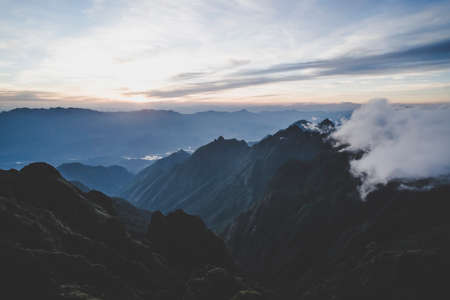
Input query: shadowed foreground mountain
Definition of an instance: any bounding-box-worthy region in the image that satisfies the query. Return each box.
[0,163,273,300]
[57,162,135,196]
[224,145,450,299]
[3,117,450,300]
[124,120,335,231]
[124,117,450,299]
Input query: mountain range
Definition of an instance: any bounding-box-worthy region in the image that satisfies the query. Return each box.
[0,107,352,171]
[57,162,135,196]
[122,119,337,232]
[121,117,450,299]
[0,163,273,300]
[2,115,449,300]
[225,165,450,299]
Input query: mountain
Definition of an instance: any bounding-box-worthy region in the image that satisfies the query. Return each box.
[125,137,250,231]
[0,107,352,170]
[224,137,450,299]
[122,150,191,204]
[0,163,273,300]
[124,119,336,231]
[57,162,134,196]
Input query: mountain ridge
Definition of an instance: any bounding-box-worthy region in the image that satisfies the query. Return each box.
[57,162,134,196]
[0,162,273,299]
[224,137,450,299]
[0,107,352,170]
[125,119,336,231]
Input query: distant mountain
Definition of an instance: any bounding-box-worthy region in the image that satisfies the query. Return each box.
[0,107,352,170]
[125,119,335,231]
[113,157,156,174]
[121,150,190,203]
[0,163,272,299]
[57,162,134,196]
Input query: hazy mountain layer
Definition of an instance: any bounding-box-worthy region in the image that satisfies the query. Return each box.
[57,162,134,196]
[0,107,352,170]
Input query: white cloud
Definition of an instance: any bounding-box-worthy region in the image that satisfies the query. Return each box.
[141,155,163,161]
[333,99,450,197]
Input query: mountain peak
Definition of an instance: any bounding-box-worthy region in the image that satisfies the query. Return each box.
[292,119,315,132]
[195,137,249,158]
[20,162,62,180]
[173,149,191,157]
[292,118,335,134]
[318,118,335,133]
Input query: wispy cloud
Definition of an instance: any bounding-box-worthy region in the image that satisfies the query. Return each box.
[1,0,450,106]
[170,59,251,81]
[171,72,209,81]
[238,39,450,77]
[0,89,120,110]
[0,90,61,102]
[126,39,450,98]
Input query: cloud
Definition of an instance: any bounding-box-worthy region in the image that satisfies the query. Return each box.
[141,154,163,161]
[0,89,129,111]
[171,72,209,81]
[0,90,60,102]
[239,38,450,77]
[2,0,450,104]
[124,74,313,98]
[128,39,450,98]
[226,58,251,68]
[332,99,450,198]
[170,59,251,82]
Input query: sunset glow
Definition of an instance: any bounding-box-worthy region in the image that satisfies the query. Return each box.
[1,0,450,110]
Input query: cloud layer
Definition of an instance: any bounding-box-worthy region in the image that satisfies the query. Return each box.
[134,39,450,98]
[333,99,450,197]
[1,0,450,106]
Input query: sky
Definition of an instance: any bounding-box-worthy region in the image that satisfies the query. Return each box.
[1,0,450,111]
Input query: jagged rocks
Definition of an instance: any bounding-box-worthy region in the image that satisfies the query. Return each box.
[0,163,265,300]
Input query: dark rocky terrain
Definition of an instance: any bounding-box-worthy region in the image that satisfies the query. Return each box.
[2,118,449,300]
[57,162,135,196]
[0,163,272,300]
[124,120,335,232]
[224,128,450,299]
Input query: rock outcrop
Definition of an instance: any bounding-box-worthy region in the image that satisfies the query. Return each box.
[0,163,272,300]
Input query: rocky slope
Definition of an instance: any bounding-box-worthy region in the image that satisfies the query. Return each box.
[224,140,450,299]
[122,150,190,204]
[125,119,335,232]
[0,163,272,300]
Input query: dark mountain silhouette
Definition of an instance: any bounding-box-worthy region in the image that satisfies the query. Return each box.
[2,116,449,300]
[0,107,352,170]
[57,162,134,196]
[224,137,450,299]
[0,163,273,300]
[124,120,335,231]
